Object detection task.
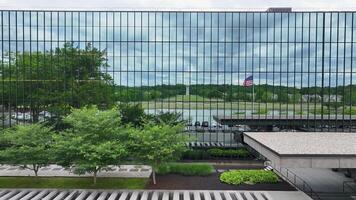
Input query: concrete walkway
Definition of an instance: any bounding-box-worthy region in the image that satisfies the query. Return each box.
[0,189,312,200]
[0,165,152,178]
[288,168,353,193]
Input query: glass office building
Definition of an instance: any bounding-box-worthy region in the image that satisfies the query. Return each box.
[1,11,356,143]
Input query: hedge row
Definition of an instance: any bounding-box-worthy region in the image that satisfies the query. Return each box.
[157,163,214,176]
[220,170,279,185]
[182,148,251,160]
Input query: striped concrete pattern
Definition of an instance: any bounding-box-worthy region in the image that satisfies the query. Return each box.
[0,190,274,200]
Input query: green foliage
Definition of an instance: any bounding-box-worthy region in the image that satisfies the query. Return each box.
[118,103,146,127]
[127,123,188,184]
[182,149,210,160]
[311,107,331,115]
[182,148,251,160]
[53,106,128,184]
[128,124,187,168]
[207,148,250,158]
[0,177,147,189]
[253,107,268,115]
[0,43,115,124]
[220,170,279,185]
[343,106,356,115]
[0,123,55,176]
[148,111,186,126]
[157,163,214,176]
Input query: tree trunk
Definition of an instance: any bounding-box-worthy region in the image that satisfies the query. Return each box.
[93,170,97,185]
[32,109,40,123]
[33,164,39,177]
[152,170,156,185]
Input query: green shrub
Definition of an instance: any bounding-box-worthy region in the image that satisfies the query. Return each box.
[157,163,214,176]
[220,170,279,185]
[207,148,250,158]
[182,149,210,160]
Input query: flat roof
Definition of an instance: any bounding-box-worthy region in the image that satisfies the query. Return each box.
[244,132,356,157]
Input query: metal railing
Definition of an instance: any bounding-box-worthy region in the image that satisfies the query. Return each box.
[276,167,321,200]
[343,180,356,195]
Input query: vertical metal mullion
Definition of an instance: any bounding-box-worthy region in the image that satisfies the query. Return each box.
[1,11,4,128]
[168,12,171,112]
[258,13,262,121]
[126,12,129,104]
[63,11,67,111]
[217,12,220,134]
[350,13,354,132]
[49,12,53,120]
[279,13,282,121]
[146,12,149,112]
[321,13,326,132]
[161,12,163,112]
[223,12,227,145]
[328,13,332,132]
[29,11,33,123]
[154,12,156,114]
[342,13,347,131]
[335,13,339,132]
[105,12,109,109]
[230,12,234,147]
[314,13,318,130]
[175,12,178,117]
[265,13,269,120]
[210,12,213,142]
[42,11,45,122]
[8,11,12,126]
[182,12,185,127]
[305,13,311,129]
[140,12,143,111]
[15,11,18,124]
[272,13,275,120]
[133,12,136,105]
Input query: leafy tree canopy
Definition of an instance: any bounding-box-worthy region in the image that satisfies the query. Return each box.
[53,106,128,184]
[0,123,55,176]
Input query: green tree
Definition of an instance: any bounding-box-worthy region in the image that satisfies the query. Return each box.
[0,43,114,125]
[0,123,54,177]
[118,103,146,127]
[127,124,188,184]
[147,111,186,126]
[53,106,127,184]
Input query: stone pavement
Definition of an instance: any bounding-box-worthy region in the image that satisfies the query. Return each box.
[0,165,152,178]
[0,189,312,200]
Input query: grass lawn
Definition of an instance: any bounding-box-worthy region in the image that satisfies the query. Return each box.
[163,95,223,102]
[0,177,148,189]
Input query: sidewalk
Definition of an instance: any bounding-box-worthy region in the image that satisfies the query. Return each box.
[0,165,152,178]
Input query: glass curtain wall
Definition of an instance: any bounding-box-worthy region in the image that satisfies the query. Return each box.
[1,11,356,144]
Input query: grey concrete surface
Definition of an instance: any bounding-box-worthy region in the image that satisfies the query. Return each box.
[287,168,353,193]
[0,165,151,178]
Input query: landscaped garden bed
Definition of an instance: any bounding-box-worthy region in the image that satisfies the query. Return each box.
[147,173,295,191]
[220,170,279,185]
[148,164,295,191]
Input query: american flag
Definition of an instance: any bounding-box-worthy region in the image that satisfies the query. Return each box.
[243,75,253,87]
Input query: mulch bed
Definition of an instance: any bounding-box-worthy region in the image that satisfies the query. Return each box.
[146,173,296,191]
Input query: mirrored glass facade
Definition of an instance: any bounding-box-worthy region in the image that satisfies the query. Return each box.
[1,11,356,143]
